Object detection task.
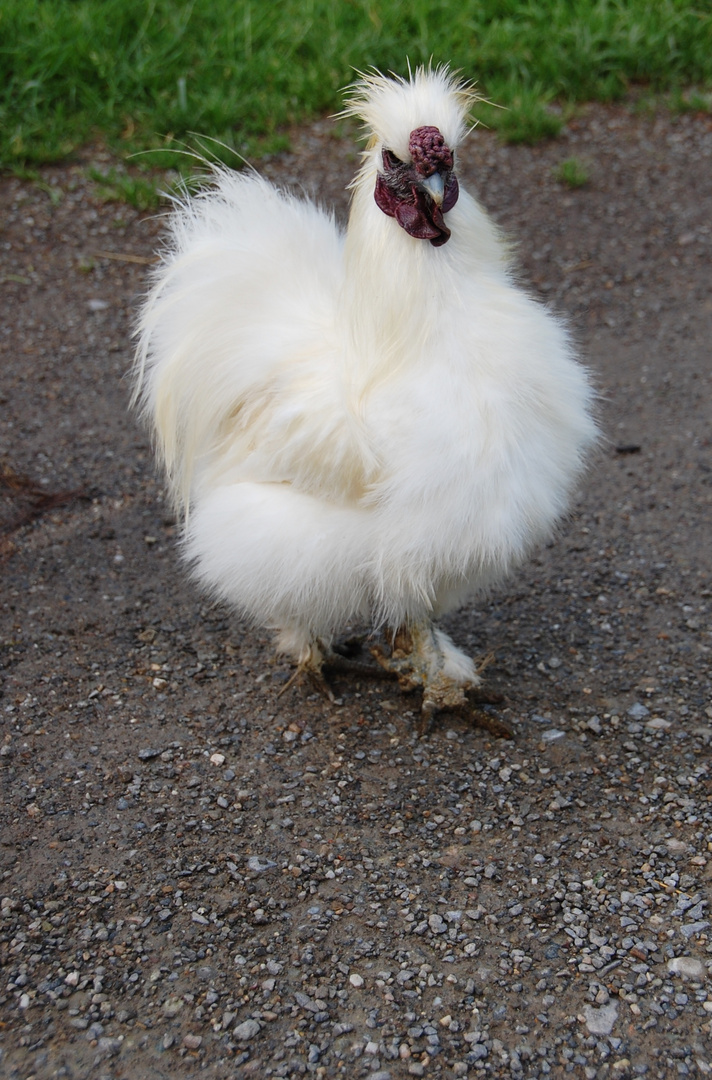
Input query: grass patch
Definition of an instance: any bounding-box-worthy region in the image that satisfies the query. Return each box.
[2,1,711,168]
[87,166,164,211]
[555,157,591,188]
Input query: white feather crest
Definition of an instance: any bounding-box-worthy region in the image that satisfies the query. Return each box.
[341,64,477,160]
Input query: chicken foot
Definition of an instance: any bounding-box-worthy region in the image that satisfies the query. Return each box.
[279,638,393,704]
[371,623,511,738]
[279,625,510,738]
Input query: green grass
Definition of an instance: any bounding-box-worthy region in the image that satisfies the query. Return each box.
[555,156,591,187]
[1,0,711,168]
[87,165,163,210]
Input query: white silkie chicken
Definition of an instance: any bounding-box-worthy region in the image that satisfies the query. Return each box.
[134,67,598,729]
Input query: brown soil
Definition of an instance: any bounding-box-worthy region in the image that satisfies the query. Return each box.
[1,102,711,1080]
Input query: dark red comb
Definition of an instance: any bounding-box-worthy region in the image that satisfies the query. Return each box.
[409,126,454,177]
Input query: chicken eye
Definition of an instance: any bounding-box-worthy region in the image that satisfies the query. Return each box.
[382,149,404,170]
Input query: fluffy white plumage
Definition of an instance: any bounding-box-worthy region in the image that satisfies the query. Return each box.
[134,67,598,721]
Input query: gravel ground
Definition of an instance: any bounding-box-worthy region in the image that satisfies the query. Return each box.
[1,100,711,1080]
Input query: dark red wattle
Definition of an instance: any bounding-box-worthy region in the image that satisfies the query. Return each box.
[375,171,455,247]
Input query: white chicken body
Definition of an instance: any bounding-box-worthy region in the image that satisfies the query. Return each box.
[135,68,597,695]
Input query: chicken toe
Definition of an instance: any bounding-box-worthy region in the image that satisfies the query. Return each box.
[372,622,511,736]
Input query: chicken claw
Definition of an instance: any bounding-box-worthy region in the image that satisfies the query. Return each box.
[279,638,390,704]
[372,623,512,737]
[278,640,339,703]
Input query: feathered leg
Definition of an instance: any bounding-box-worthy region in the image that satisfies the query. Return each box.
[276,629,386,703]
[372,622,510,737]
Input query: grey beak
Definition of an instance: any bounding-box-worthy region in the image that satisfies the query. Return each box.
[419,172,445,206]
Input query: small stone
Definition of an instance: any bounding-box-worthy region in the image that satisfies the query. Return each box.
[667,956,705,979]
[541,729,565,741]
[247,856,276,872]
[162,1032,175,1049]
[64,971,80,986]
[209,753,225,765]
[680,921,710,940]
[97,1037,122,1056]
[582,1002,618,1036]
[162,997,183,1017]
[627,703,649,720]
[349,973,364,987]
[234,1018,261,1040]
[645,717,671,730]
[183,1034,202,1049]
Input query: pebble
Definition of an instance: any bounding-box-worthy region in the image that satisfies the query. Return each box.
[582,1002,618,1036]
[183,1034,202,1049]
[349,973,364,987]
[137,746,162,760]
[247,856,277,872]
[234,1018,261,1040]
[667,957,705,979]
[97,1037,122,1056]
[627,703,649,720]
[680,921,710,940]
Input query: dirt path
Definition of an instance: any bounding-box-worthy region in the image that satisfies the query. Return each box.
[1,102,711,1079]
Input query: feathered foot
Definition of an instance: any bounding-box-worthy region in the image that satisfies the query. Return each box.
[278,637,390,704]
[372,623,512,738]
[278,639,339,703]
